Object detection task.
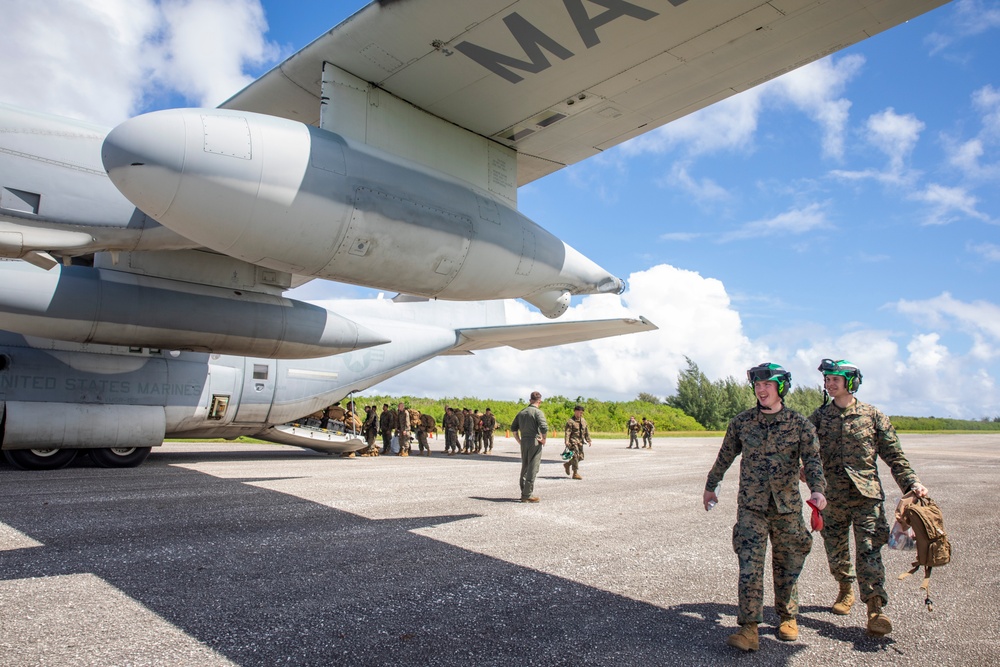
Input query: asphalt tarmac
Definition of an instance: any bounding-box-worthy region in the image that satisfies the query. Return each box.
[1,434,998,666]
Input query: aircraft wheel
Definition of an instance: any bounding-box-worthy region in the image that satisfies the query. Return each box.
[89,447,152,468]
[3,448,79,471]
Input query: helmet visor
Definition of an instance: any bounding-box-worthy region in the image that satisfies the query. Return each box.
[748,367,780,385]
[818,358,841,374]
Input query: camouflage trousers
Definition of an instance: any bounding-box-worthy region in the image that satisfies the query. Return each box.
[397,432,410,455]
[732,502,813,625]
[820,487,891,605]
[482,432,494,452]
[416,430,429,452]
[445,429,460,453]
[628,433,639,448]
[463,432,473,452]
[565,442,585,473]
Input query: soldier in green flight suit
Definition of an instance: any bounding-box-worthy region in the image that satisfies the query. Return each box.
[704,363,826,653]
[511,391,548,503]
[809,359,928,637]
[563,405,592,480]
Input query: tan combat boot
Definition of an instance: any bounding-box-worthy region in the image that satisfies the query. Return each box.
[564,461,572,476]
[572,472,583,480]
[832,581,855,615]
[866,598,892,636]
[726,623,759,652]
[777,617,798,641]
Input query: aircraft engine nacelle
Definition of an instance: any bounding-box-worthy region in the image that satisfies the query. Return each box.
[101,109,625,309]
[0,260,388,358]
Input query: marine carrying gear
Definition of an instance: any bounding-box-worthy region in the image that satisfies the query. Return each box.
[818,358,863,392]
[747,362,791,397]
[895,492,952,611]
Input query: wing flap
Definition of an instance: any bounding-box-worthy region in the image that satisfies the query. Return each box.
[452,316,657,354]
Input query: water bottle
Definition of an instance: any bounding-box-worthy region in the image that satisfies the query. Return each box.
[707,483,721,510]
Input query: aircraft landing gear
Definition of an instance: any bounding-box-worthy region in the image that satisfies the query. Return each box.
[3,448,78,471]
[89,447,152,468]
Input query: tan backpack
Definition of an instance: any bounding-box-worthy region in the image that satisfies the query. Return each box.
[895,493,951,611]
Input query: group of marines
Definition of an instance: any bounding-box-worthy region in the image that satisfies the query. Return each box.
[704,359,928,653]
[314,402,500,457]
[626,416,655,448]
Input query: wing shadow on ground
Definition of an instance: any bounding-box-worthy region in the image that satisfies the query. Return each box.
[0,462,814,666]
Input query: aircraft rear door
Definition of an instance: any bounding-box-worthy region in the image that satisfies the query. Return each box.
[233,359,276,423]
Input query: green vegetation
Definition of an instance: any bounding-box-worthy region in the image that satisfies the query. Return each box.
[889,416,1000,431]
[359,395,702,434]
[354,357,1000,435]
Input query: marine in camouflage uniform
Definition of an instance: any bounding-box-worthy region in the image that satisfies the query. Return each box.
[627,416,640,448]
[462,408,475,454]
[480,408,496,454]
[472,410,483,453]
[395,402,411,456]
[379,404,394,454]
[809,359,927,636]
[443,407,461,455]
[360,405,380,456]
[563,405,591,479]
[415,412,432,456]
[641,418,654,448]
[705,363,826,652]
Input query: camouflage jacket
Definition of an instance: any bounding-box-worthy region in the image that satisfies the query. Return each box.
[481,412,497,431]
[396,409,410,433]
[443,412,461,430]
[564,416,591,446]
[378,410,394,433]
[809,400,920,500]
[627,418,639,434]
[707,406,825,514]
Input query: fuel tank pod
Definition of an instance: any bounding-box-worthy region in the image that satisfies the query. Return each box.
[103,108,624,310]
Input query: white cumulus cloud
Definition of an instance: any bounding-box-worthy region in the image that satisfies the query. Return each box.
[0,0,279,126]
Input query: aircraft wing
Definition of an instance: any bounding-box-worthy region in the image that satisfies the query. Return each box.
[222,0,950,185]
[446,315,657,355]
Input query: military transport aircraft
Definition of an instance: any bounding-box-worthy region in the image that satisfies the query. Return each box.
[0,0,949,469]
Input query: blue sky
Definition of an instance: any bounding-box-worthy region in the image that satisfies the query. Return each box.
[3,1,999,418]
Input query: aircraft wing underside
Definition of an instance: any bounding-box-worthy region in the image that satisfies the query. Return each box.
[222,0,950,186]
[446,315,657,355]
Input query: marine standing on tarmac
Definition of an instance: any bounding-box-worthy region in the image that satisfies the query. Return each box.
[809,359,928,637]
[462,408,475,454]
[704,363,827,653]
[481,408,497,454]
[415,412,432,456]
[443,407,461,455]
[472,409,483,453]
[361,405,379,456]
[563,405,592,480]
[379,404,394,454]
[641,417,655,448]
[511,391,548,503]
[627,416,640,449]
[395,402,411,457]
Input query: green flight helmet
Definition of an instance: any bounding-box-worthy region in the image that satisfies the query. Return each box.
[818,358,863,393]
[746,362,792,397]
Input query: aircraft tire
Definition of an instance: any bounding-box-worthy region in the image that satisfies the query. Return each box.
[89,447,152,468]
[3,448,78,471]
